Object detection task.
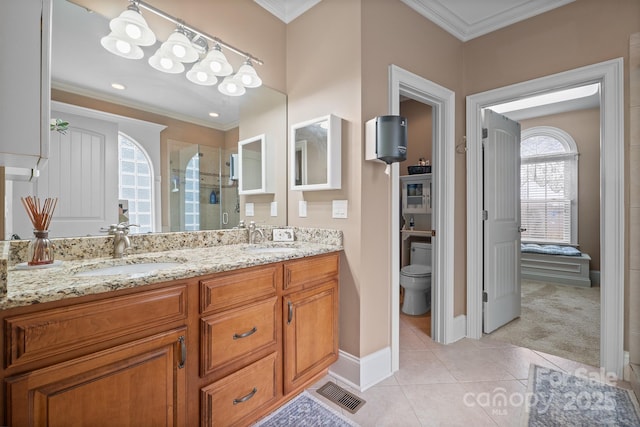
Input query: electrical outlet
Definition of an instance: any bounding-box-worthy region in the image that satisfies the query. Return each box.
[273,229,294,242]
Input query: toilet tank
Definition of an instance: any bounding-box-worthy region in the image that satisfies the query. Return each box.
[411,242,432,266]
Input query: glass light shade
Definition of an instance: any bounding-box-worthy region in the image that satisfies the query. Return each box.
[100,33,144,59]
[148,51,185,74]
[109,7,156,46]
[234,61,262,88]
[218,75,246,97]
[186,63,218,86]
[201,47,233,77]
[160,30,199,63]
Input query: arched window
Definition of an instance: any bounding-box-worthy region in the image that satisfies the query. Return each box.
[520,126,578,245]
[184,154,200,231]
[118,133,154,233]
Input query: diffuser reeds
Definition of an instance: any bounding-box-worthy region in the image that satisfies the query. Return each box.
[21,196,58,266]
[21,196,57,231]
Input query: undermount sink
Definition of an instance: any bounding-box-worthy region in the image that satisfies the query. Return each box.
[243,246,298,254]
[74,262,181,277]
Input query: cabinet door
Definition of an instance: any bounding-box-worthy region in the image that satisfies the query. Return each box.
[0,0,50,169]
[283,281,338,394]
[6,328,187,427]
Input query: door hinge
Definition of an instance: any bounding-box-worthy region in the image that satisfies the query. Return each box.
[482,128,488,139]
[482,210,488,221]
[431,229,436,237]
[483,291,488,302]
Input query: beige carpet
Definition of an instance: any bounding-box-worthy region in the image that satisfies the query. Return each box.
[488,279,600,367]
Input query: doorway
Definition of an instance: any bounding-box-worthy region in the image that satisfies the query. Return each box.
[389,65,456,374]
[466,58,625,377]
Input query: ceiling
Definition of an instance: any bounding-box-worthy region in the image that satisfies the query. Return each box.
[256,0,575,41]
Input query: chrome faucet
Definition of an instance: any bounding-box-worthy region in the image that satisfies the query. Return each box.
[248,221,265,244]
[107,222,138,258]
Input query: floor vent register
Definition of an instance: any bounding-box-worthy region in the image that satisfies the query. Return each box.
[316,382,366,414]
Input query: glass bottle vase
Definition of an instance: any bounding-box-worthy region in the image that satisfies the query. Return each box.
[27,230,55,266]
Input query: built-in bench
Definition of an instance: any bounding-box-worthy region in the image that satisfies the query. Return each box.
[520,244,592,287]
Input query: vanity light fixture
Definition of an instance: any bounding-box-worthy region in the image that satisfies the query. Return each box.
[101,0,263,96]
[234,59,262,88]
[100,2,155,59]
[199,44,233,77]
[218,76,246,97]
[158,27,199,64]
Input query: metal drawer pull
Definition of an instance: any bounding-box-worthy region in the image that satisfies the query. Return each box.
[178,335,186,369]
[233,327,257,340]
[287,301,293,325]
[233,387,258,405]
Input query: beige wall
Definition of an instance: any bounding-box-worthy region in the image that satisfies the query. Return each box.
[520,108,601,271]
[463,0,639,354]
[360,0,467,354]
[289,0,639,359]
[399,100,433,174]
[286,0,363,356]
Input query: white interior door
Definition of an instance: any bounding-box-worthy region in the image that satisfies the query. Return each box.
[483,109,522,333]
[36,111,119,237]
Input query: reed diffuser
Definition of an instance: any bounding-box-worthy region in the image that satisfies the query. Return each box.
[21,196,58,266]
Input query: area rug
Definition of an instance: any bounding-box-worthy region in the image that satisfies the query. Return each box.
[522,365,640,426]
[252,391,360,427]
[489,280,600,367]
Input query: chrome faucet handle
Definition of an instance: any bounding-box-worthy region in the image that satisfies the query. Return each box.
[116,223,140,233]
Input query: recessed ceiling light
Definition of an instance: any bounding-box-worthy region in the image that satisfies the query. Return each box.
[208,112,220,118]
[111,83,126,90]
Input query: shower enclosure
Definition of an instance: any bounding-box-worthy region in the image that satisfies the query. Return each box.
[168,143,239,231]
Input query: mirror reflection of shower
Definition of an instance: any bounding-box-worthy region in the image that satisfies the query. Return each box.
[168,143,239,232]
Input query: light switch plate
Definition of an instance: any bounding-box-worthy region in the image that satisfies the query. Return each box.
[273,228,294,242]
[270,201,278,217]
[298,200,307,217]
[245,202,254,217]
[332,200,348,218]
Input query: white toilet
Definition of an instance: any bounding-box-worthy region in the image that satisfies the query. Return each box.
[400,242,432,315]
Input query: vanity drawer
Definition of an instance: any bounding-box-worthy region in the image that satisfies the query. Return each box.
[201,296,278,376]
[283,253,339,292]
[5,284,188,369]
[201,352,279,427]
[200,264,280,314]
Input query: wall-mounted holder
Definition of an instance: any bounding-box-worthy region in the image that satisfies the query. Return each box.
[365,115,408,174]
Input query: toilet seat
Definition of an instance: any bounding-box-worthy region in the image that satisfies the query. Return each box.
[400,264,431,277]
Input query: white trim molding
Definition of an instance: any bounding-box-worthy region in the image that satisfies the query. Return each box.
[466,58,625,378]
[329,348,393,392]
[389,65,457,374]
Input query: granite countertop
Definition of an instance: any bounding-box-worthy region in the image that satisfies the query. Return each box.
[1,232,342,311]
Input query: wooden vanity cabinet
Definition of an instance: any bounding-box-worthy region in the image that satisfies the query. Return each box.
[1,252,341,427]
[1,281,193,427]
[199,264,283,427]
[6,328,187,427]
[282,253,339,394]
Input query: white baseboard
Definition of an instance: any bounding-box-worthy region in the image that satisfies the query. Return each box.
[329,347,393,392]
[451,314,467,342]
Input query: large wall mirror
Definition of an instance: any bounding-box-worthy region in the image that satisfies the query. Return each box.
[290,114,341,191]
[5,0,287,240]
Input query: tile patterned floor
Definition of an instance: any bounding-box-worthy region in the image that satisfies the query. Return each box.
[306,311,635,426]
